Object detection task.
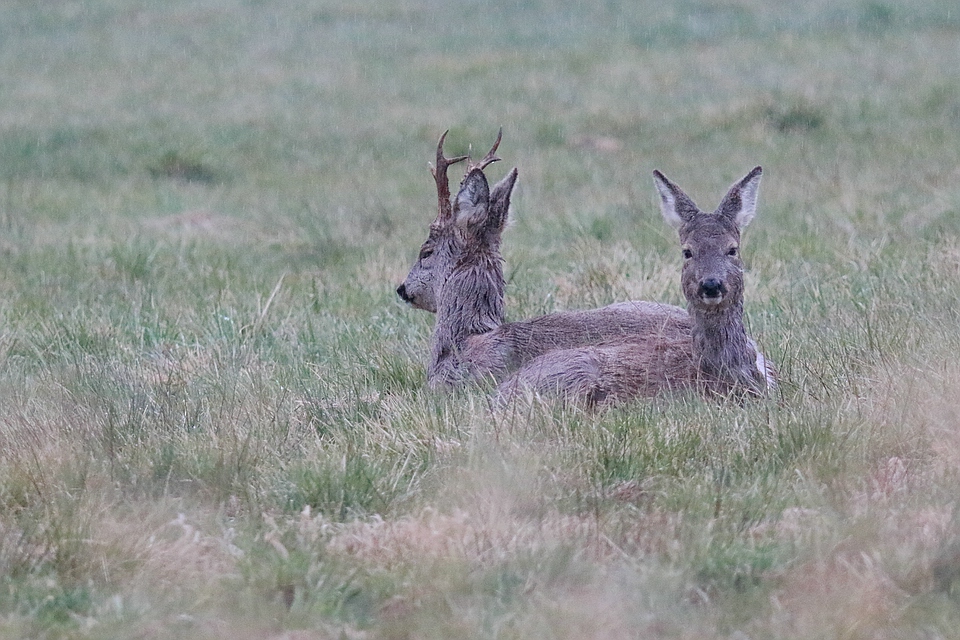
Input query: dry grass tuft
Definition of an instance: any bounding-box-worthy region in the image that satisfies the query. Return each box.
[323,452,684,571]
[859,353,960,482]
[142,209,241,237]
[327,507,595,567]
[131,512,243,595]
[772,551,909,638]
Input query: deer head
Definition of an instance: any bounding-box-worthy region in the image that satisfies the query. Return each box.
[397,129,505,312]
[396,130,469,312]
[653,167,761,315]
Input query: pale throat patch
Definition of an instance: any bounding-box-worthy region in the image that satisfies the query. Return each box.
[755,349,777,389]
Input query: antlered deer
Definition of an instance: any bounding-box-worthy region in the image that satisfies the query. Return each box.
[497,167,776,407]
[397,131,689,388]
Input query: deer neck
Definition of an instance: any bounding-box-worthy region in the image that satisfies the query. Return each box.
[689,299,763,393]
[428,251,505,386]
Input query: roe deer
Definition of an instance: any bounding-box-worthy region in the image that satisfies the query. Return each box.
[497,166,777,407]
[397,130,690,388]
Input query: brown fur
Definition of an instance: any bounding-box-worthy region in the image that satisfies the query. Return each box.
[400,131,690,388]
[461,302,691,384]
[497,167,776,407]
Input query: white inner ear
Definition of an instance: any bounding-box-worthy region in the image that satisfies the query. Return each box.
[734,174,761,228]
[654,176,685,230]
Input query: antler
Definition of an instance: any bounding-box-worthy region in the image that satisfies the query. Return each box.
[468,127,503,172]
[430,130,468,223]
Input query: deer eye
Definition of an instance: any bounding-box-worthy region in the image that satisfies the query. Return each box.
[727,247,739,257]
[419,247,434,260]
[682,248,693,260]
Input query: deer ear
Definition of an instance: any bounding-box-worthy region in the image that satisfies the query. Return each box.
[488,167,519,231]
[454,168,490,228]
[653,170,699,230]
[717,166,762,228]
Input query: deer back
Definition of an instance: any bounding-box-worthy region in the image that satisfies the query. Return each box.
[463,301,691,382]
[497,335,697,409]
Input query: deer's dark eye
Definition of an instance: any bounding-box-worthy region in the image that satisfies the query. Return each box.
[419,247,434,260]
[682,249,693,260]
[727,247,739,257]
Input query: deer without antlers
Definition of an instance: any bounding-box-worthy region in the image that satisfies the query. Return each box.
[497,167,777,407]
[397,130,689,388]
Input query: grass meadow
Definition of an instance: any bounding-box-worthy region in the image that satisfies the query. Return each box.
[2,0,960,637]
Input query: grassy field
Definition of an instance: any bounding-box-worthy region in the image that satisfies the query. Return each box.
[2,0,960,637]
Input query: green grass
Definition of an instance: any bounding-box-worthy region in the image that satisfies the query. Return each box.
[2,0,960,637]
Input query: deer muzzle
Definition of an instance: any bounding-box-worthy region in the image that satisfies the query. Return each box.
[698,278,726,305]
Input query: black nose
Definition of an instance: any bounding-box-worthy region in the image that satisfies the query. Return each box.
[396,284,411,302]
[700,278,724,298]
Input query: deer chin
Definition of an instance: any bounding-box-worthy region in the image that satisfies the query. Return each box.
[397,284,437,312]
[400,294,435,313]
[410,299,436,313]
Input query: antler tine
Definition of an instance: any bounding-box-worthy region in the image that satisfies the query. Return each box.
[433,130,469,174]
[430,130,468,222]
[470,127,503,172]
